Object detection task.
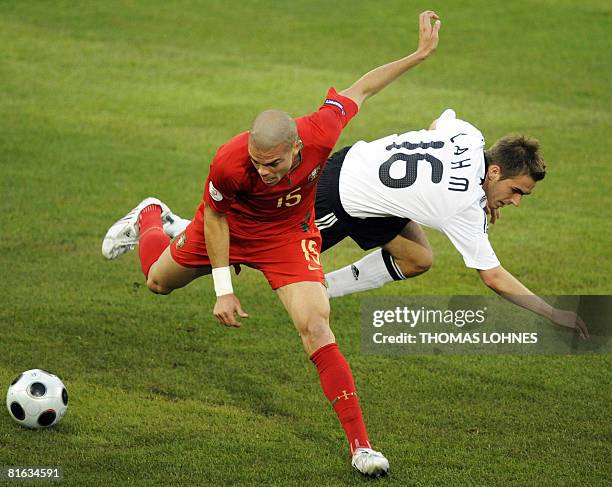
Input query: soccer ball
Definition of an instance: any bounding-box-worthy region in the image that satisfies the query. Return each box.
[6,369,69,429]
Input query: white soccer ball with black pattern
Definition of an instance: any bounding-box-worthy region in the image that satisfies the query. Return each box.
[6,369,68,429]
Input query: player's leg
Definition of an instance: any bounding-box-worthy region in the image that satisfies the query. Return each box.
[103,198,211,294]
[145,206,215,294]
[382,220,433,277]
[135,203,209,294]
[276,281,334,354]
[146,247,211,294]
[275,281,388,477]
[326,219,431,298]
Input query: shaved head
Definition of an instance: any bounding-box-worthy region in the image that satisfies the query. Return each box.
[249,110,297,150]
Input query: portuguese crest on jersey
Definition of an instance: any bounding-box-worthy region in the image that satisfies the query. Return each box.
[307,165,321,183]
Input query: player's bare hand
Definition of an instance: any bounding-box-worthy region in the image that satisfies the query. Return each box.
[551,308,590,339]
[213,293,249,327]
[485,205,501,224]
[417,10,441,57]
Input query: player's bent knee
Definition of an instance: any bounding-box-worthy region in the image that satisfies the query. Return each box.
[415,250,433,273]
[295,307,330,338]
[305,320,330,339]
[146,276,172,295]
[302,320,334,350]
[397,250,433,277]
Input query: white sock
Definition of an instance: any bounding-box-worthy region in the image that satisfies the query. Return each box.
[326,249,406,298]
[165,214,191,238]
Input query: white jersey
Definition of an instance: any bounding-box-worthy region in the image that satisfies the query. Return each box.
[339,109,500,270]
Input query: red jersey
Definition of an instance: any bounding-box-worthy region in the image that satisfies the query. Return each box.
[200,88,358,238]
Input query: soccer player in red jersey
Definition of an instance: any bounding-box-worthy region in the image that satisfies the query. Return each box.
[102,11,441,477]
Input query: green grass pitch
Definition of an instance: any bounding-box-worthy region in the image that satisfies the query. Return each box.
[1,1,610,485]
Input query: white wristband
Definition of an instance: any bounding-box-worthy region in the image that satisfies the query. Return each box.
[212,266,233,297]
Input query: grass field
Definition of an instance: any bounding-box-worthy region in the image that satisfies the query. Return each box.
[1,1,610,485]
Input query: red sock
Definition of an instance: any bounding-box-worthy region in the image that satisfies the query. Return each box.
[138,205,169,277]
[310,342,371,455]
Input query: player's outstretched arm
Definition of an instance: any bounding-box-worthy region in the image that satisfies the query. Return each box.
[204,204,249,327]
[340,10,441,109]
[479,266,590,339]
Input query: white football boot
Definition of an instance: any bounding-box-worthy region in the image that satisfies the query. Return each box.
[351,447,389,478]
[102,197,174,260]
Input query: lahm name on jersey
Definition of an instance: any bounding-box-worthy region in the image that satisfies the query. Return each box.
[380,132,473,193]
[447,132,471,192]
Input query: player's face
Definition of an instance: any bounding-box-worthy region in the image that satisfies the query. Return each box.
[485,167,537,209]
[248,140,302,185]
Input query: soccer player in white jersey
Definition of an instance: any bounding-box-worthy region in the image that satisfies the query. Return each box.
[315,108,588,337]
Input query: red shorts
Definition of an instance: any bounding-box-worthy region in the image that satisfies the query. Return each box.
[170,217,325,290]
